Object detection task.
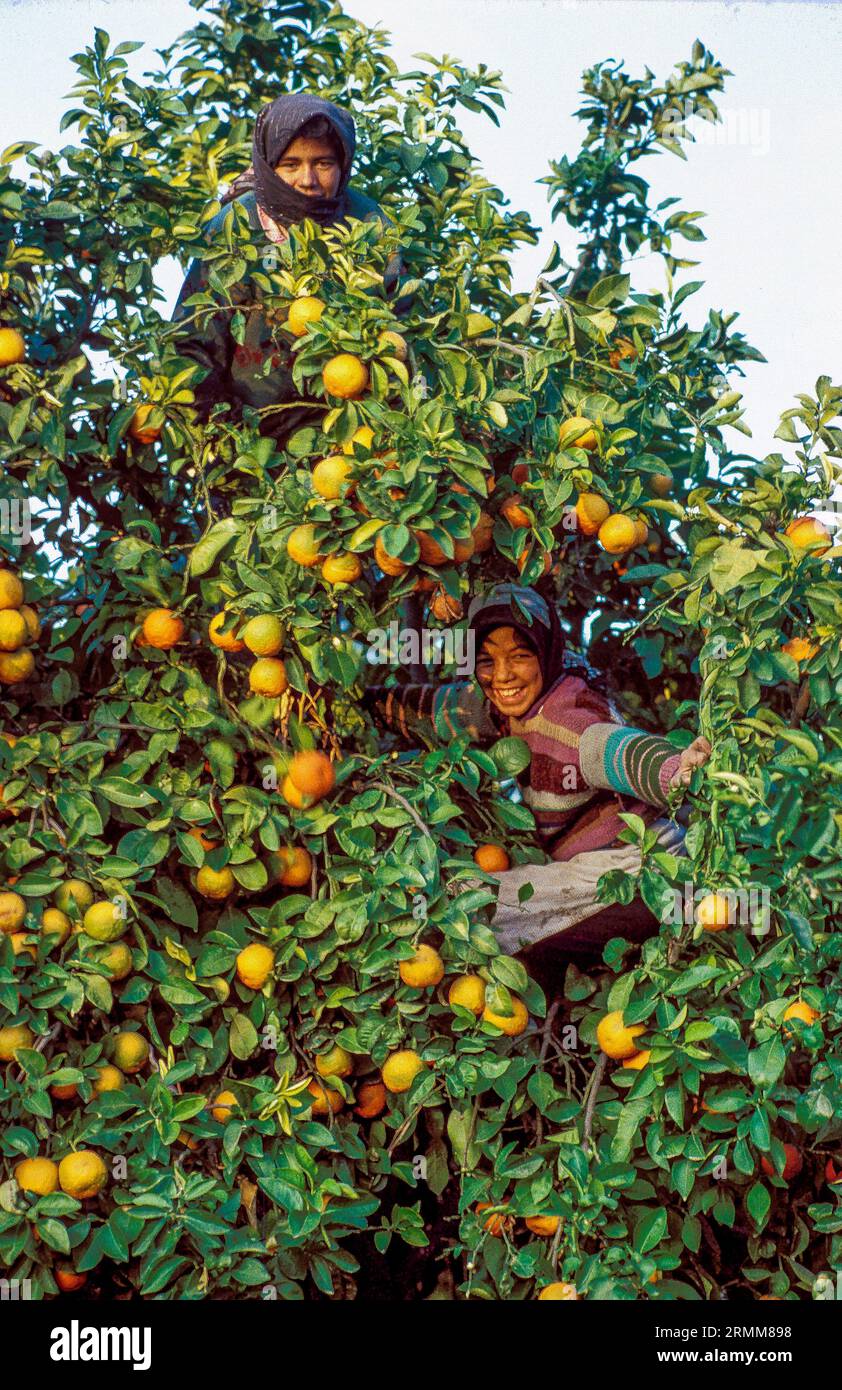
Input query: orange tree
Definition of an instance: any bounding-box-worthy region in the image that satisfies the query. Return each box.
[1,2,841,1300]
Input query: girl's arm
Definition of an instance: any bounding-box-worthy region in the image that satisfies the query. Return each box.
[364,677,499,746]
[171,257,234,418]
[578,721,707,808]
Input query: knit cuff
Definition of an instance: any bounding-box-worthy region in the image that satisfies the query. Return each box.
[658,753,682,801]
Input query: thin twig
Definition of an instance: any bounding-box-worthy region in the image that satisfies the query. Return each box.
[370,780,432,840]
[580,1053,607,1151]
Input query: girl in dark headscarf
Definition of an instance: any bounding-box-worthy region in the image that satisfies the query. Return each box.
[366,582,710,963]
[171,93,409,441]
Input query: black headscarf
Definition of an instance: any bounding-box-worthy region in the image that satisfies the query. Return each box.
[251,93,356,228]
[466,584,567,694]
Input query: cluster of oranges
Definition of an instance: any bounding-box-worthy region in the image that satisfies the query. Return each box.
[0,568,40,686]
[208,610,289,697]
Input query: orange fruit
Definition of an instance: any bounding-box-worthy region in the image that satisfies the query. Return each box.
[429,587,463,622]
[0,890,26,933]
[287,295,325,337]
[248,657,288,696]
[472,511,495,554]
[632,516,649,546]
[650,472,673,497]
[782,1000,820,1031]
[55,1267,87,1293]
[187,826,220,853]
[354,1080,388,1119]
[374,533,409,576]
[236,942,275,989]
[0,1023,34,1059]
[10,932,36,959]
[287,524,323,566]
[274,846,313,887]
[342,425,375,454]
[288,750,335,802]
[128,403,162,444]
[315,1044,354,1079]
[208,612,245,652]
[0,610,28,651]
[381,1049,426,1094]
[321,552,362,585]
[141,608,184,650]
[281,775,308,810]
[195,865,235,900]
[476,1202,512,1237]
[58,1150,107,1199]
[598,514,637,555]
[307,1078,344,1115]
[81,900,126,942]
[781,636,819,664]
[94,941,133,981]
[322,353,369,399]
[482,995,529,1037]
[312,455,353,499]
[378,329,408,361]
[474,844,510,872]
[0,570,23,610]
[501,496,531,529]
[596,1010,644,1060]
[575,493,610,536]
[761,1143,802,1182]
[622,1049,651,1070]
[15,1156,59,1195]
[784,515,831,555]
[54,880,94,914]
[0,327,26,366]
[525,1214,561,1236]
[517,547,551,577]
[696,892,733,931]
[399,943,445,989]
[210,1089,239,1123]
[93,1064,124,1094]
[50,1082,78,1101]
[558,415,598,452]
[448,974,486,1016]
[112,1032,149,1074]
[538,1282,579,1300]
[608,337,637,369]
[0,649,34,684]
[414,530,475,566]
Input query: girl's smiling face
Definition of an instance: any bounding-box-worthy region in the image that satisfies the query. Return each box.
[475,625,543,717]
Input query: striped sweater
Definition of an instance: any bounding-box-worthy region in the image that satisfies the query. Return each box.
[372,674,683,861]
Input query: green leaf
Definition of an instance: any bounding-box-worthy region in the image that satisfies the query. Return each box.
[229,1014,258,1060]
[188,518,241,577]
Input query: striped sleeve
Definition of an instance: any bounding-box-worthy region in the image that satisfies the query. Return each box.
[365,680,497,745]
[578,722,682,807]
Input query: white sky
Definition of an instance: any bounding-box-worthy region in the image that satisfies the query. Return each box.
[1,0,840,455]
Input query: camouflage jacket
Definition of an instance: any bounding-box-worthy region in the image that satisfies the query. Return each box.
[171,189,412,444]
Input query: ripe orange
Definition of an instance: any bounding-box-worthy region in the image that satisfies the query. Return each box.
[538,1282,579,1300]
[0,649,34,684]
[10,931,36,959]
[210,1089,239,1123]
[448,974,486,1016]
[696,892,733,931]
[781,636,819,664]
[128,403,162,444]
[58,1150,107,1199]
[650,472,673,497]
[381,1049,426,1093]
[50,1082,78,1101]
[429,587,463,622]
[622,1049,651,1070]
[92,1063,124,1094]
[112,1032,149,1074]
[208,612,245,652]
[0,1023,34,1059]
[608,337,637,370]
[315,1044,353,1079]
[55,1267,87,1293]
[598,514,637,555]
[761,1143,802,1182]
[242,614,285,656]
[596,1010,644,1060]
[374,533,408,576]
[399,943,445,989]
[186,826,220,853]
[236,942,275,989]
[54,879,94,914]
[286,524,323,567]
[288,750,335,802]
[287,295,325,337]
[473,844,510,872]
[15,1156,59,1195]
[558,415,598,452]
[575,493,610,536]
[281,775,309,810]
[501,496,531,529]
[312,455,353,499]
[517,547,552,577]
[81,900,126,942]
[414,530,475,566]
[632,516,649,546]
[0,890,26,933]
[784,515,831,555]
[476,1202,512,1237]
[141,608,184,650]
[322,353,369,399]
[274,845,312,886]
[782,1000,820,1031]
[0,327,26,366]
[378,329,408,361]
[482,994,529,1037]
[321,553,362,585]
[0,569,23,610]
[472,511,495,554]
[525,1214,561,1237]
[0,610,27,651]
[195,865,235,900]
[307,1078,344,1115]
[95,941,133,981]
[342,425,375,455]
[354,1080,388,1119]
[249,657,289,696]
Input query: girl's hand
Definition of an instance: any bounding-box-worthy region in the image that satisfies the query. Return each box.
[671,736,712,788]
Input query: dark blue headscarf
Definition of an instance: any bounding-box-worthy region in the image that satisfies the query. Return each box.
[251,93,356,228]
